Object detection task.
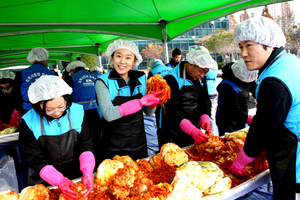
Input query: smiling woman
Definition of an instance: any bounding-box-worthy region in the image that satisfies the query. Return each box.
[18,75,95,199]
[112,49,136,79]
[95,39,164,162]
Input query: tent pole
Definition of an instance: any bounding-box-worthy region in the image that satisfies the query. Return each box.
[163,41,168,64]
[159,19,169,64]
[96,43,103,72]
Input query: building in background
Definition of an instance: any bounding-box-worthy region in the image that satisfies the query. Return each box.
[132,17,229,69]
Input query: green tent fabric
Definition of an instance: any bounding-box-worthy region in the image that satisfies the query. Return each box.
[0,0,290,68]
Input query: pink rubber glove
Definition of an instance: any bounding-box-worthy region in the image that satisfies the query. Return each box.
[140,90,163,108]
[180,119,209,143]
[247,115,254,125]
[39,165,77,200]
[79,151,95,198]
[199,114,212,133]
[229,146,255,176]
[10,109,22,124]
[119,90,163,116]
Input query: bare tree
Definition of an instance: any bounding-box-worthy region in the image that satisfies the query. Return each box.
[240,10,250,22]
[275,2,295,33]
[229,14,237,30]
[261,5,274,20]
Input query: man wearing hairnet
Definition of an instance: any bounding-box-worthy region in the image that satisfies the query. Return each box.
[19,76,95,199]
[158,49,217,148]
[229,16,300,200]
[216,59,257,136]
[197,46,219,136]
[95,39,162,161]
[64,61,102,167]
[11,47,56,121]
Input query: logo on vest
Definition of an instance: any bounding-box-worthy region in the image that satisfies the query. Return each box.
[79,75,96,86]
[25,72,47,83]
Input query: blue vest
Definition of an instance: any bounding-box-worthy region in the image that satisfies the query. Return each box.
[71,70,97,110]
[151,63,172,78]
[99,70,146,102]
[166,65,199,88]
[216,79,244,119]
[94,72,102,78]
[256,51,300,183]
[167,61,181,68]
[22,103,84,140]
[206,69,218,95]
[21,63,55,110]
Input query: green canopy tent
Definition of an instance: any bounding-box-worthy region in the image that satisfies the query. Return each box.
[0,0,290,68]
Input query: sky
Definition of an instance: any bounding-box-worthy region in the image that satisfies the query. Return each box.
[289,0,300,24]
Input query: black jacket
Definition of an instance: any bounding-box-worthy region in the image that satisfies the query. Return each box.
[216,62,256,136]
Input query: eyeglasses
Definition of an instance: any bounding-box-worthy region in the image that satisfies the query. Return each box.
[46,107,66,115]
[45,101,67,115]
[199,68,209,75]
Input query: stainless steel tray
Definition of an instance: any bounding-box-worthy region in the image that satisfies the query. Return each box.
[0,132,19,145]
[69,168,270,200]
[68,154,271,199]
[221,169,270,199]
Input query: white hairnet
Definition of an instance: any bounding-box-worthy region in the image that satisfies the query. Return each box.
[105,39,143,69]
[66,61,86,72]
[0,71,15,80]
[27,47,49,63]
[28,75,72,104]
[195,46,210,54]
[149,59,163,68]
[234,16,286,48]
[90,66,100,72]
[232,59,258,82]
[186,49,218,70]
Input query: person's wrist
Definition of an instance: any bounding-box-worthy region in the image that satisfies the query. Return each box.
[246,115,254,125]
[180,119,197,135]
[190,127,199,137]
[238,147,255,165]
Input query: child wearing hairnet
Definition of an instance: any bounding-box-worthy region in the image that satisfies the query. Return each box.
[157,48,217,148]
[19,75,95,200]
[229,16,300,200]
[95,39,163,161]
[216,59,258,136]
